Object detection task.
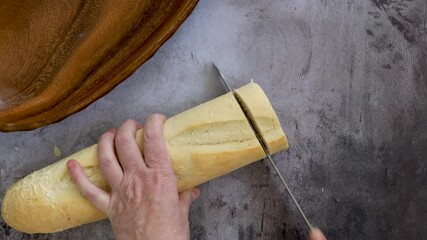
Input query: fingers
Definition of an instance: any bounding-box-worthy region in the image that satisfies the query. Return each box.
[142,114,170,169]
[115,119,146,172]
[67,160,110,212]
[309,228,327,240]
[98,129,123,189]
[179,188,200,217]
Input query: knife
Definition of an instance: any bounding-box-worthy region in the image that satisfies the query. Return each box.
[213,63,313,230]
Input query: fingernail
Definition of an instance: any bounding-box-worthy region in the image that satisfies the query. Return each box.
[151,113,166,123]
[191,188,200,199]
[310,228,326,240]
[66,160,74,169]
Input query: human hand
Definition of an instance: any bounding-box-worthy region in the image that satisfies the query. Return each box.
[67,114,200,240]
[309,228,326,240]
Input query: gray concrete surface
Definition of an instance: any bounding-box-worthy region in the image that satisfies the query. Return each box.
[1,0,426,239]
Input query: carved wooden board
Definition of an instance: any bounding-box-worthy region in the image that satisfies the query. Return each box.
[0,0,198,131]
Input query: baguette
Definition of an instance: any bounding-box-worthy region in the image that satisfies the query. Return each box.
[1,82,288,233]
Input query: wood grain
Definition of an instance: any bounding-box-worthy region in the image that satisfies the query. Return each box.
[0,0,198,131]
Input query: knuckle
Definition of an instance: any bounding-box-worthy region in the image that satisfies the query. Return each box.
[143,127,162,142]
[148,169,175,189]
[70,169,83,183]
[151,113,165,121]
[149,148,169,161]
[100,130,115,142]
[115,133,132,146]
[70,172,80,183]
[123,119,142,129]
[123,165,142,177]
[98,157,113,168]
[121,177,144,204]
[123,119,137,126]
[83,187,97,200]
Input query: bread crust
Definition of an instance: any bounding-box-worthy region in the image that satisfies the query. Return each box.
[2,83,288,233]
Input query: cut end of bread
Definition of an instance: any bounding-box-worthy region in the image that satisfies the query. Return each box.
[234,82,289,154]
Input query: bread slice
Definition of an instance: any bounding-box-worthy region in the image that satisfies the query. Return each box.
[234,82,289,153]
[1,82,288,233]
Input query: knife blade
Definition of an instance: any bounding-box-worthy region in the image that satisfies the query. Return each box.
[212,63,313,230]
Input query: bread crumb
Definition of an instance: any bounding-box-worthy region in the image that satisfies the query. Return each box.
[54,146,62,157]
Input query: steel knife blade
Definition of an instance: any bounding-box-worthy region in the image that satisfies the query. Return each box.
[212,63,313,230]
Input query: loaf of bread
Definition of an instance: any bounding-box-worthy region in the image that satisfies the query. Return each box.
[1,82,288,234]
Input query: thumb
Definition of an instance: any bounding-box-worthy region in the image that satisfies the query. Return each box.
[309,228,326,240]
[179,188,200,217]
[66,159,110,213]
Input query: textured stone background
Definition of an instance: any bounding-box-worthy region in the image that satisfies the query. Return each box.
[1,0,426,239]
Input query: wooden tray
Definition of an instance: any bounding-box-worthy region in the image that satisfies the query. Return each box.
[0,0,198,131]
